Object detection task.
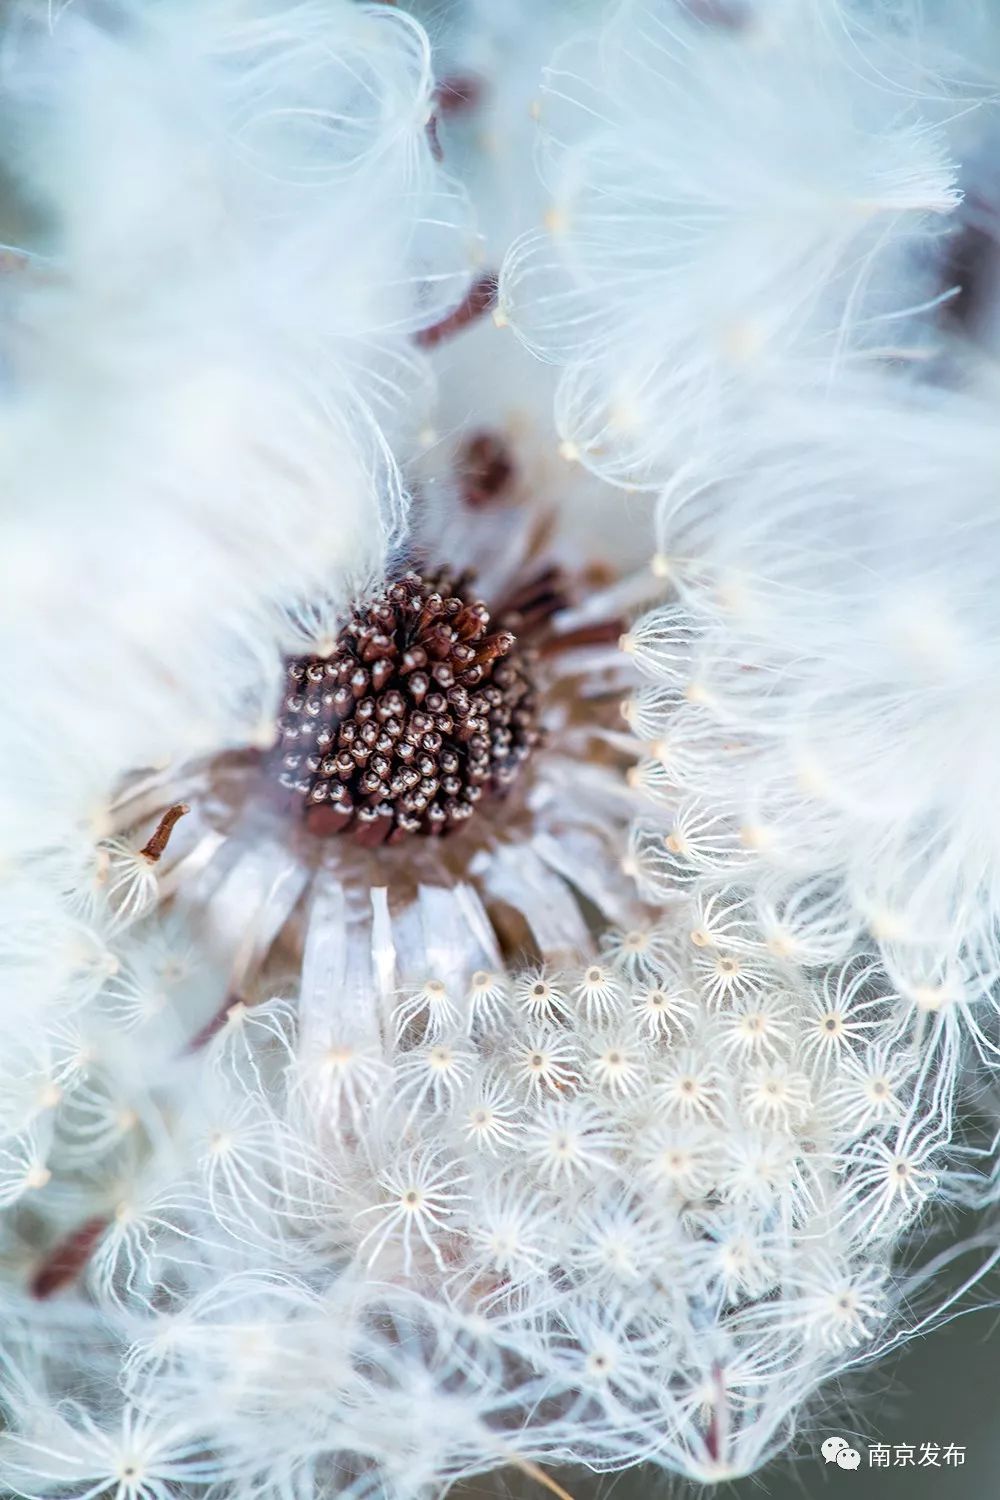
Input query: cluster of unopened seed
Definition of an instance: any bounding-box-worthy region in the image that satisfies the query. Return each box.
[271,571,540,844]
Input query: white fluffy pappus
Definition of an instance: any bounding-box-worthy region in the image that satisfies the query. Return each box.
[624,367,1000,1061]
[1,884,994,1494]
[498,0,967,488]
[0,0,475,790]
[407,0,651,569]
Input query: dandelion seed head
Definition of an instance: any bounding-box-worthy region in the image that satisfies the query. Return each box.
[2,0,995,1492]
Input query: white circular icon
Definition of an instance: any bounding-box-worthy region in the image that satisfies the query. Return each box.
[821,1436,849,1463]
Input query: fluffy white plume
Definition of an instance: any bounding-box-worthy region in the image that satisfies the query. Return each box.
[623,368,1000,1053]
[499,0,965,488]
[496,0,1000,1107]
[2,901,991,1492]
[408,0,654,568]
[0,0,473,790]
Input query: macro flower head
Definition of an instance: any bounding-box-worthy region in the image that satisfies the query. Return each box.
[4,1,1000,1498]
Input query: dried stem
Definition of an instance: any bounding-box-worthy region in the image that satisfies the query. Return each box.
[507,1459,577,1500]
[413,273,498,349]
[185,994,244,1054]
[140,803,190,862]
[31,1215,109,1299]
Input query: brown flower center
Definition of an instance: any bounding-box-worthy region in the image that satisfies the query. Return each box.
[271,570,540,844]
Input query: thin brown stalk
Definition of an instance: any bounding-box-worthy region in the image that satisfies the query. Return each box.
[507,1458,578,1500]
[140,802,190,862]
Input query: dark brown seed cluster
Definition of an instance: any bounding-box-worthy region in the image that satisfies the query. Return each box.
[271,571,541,844]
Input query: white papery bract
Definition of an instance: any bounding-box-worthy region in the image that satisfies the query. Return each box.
[499,0,962,488]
